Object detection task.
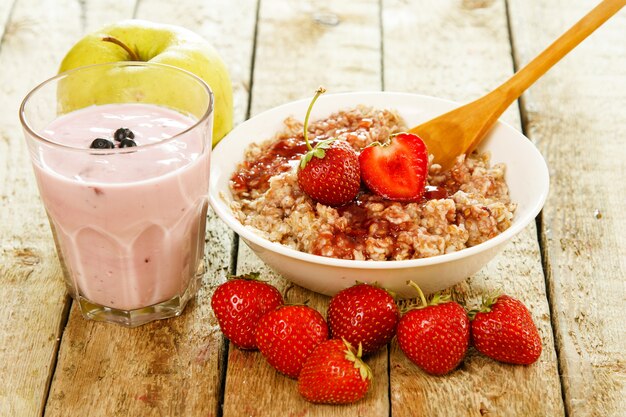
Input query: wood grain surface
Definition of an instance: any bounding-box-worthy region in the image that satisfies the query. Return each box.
[0,0,624,416]
[0,0,14,33]
[508,1,626,415]
[0,1,135,416]
[383,1,564,416]
[223,1,390,416]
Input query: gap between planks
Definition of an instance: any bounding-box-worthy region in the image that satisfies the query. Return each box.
[39,294,72,417]
[0,0,17,47]
[503,1,570,415]
[216,0,262,414]
[39,2,140,416]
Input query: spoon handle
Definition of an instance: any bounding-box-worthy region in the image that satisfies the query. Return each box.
[445,0,626,162]
[502,0,625,100]
[408,0,624,170]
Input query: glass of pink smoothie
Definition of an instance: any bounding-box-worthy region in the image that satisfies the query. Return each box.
[19,62,213,327]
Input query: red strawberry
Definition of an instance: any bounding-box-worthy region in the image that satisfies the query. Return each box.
[210,273,283,350]
[396,282,470,375]
[359,132,428,201]
[298,339,372,404]
[297,87,360,207]
[328,283,400,355]
[255,305,329,378]
[470,294,542,365]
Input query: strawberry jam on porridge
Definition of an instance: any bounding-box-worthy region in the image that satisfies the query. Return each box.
[230,106,515,261]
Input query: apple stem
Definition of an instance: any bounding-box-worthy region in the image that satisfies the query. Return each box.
[102,36,140,61]
[303,87,326,151]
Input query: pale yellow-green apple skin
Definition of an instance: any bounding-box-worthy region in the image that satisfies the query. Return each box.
[58,19,233,145]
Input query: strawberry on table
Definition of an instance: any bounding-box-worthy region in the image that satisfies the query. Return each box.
[328,283,400,355]
[359,132,429,201]
[470,294,542,365]
[396,281,470,375]
[210,272,284,350]
[255,305,329,378]
[298,339,372,405]
[297,87,361,207]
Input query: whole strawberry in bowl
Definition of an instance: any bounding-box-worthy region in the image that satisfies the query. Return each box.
[297,87,360,207]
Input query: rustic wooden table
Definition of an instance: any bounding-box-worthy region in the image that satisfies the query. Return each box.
[1,0,624,416]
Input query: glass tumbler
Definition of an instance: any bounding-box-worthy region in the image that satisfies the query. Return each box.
[19,62,214,327]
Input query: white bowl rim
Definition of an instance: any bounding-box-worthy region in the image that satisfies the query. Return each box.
[209,91,549,270]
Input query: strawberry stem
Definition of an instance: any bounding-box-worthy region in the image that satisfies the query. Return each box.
[468,291,502,320]
[342,339,373,381]
[407,280,428,309]
[430,292,451,305]
[303,87,326,152]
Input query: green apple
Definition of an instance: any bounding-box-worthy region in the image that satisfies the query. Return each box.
[58,19,233,145]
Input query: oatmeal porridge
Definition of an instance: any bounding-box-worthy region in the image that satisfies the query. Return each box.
[229,106,516,261]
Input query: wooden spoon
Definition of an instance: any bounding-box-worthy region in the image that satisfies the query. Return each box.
[409,0,625,170]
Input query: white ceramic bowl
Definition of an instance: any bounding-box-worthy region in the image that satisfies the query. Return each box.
[209,92,549,298]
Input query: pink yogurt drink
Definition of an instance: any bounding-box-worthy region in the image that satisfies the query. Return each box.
[29,102,212,326]
[20,62,214,327]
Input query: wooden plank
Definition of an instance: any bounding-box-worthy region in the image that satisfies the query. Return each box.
[249,0,382,113]
[383,0,565,416]
[43,0,256,416]
[507,1,626,416]
[223,0,391,415]
[0,1,135,416]
[135,0,256,126]
[0,0,16,44]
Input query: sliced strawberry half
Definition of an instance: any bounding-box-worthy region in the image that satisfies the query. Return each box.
[359,133,428,201]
